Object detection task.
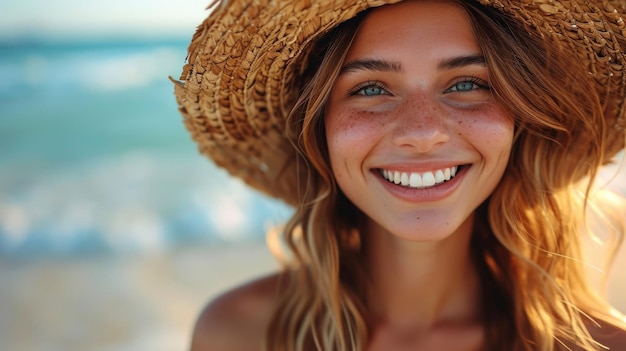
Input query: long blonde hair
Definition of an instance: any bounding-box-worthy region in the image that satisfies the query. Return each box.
[264,1,626,350]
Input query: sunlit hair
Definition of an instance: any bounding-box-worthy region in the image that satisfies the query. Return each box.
[264,1,626,351]
[461,2,626,350]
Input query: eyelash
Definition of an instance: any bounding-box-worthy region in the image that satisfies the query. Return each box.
[446,77,491,92]
[348,81,389,96]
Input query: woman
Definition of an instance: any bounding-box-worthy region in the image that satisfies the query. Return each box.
[173,0,626,350]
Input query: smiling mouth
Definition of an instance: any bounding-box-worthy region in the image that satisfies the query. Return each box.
[379,166,460,189]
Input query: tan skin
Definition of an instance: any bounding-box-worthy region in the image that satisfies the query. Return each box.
[190,1,626,350]
[190,274,626,351]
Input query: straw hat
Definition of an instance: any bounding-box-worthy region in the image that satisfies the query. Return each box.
[173,0,626,205]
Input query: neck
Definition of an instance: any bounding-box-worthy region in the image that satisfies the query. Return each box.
[364,215,483,332]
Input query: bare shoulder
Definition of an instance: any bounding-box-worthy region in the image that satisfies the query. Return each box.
[189,272,286,351]
[588,319,626,351]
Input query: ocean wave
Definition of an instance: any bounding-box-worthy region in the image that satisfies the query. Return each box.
[0,151,291,256]
[0,41,186,96]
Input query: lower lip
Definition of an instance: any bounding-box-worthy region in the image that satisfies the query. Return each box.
[374,166,468,202]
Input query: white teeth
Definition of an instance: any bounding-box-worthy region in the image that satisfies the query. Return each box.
[400,172,409,186]
[422,172,436,187]
[380,166,459,189]
[409,173,422,187]
[435,170,444,183]
[393,171,401,184]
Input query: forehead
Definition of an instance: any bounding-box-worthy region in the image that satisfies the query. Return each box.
[346,1,480,62]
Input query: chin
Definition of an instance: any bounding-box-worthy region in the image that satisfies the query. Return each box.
[367,213,475,243]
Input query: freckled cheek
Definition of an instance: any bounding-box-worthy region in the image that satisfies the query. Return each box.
[325,108,386,154]
[457,109,514,152]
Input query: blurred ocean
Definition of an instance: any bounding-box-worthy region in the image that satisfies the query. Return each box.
[0,38,292,258]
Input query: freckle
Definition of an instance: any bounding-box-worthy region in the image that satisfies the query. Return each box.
[416,217,420,220]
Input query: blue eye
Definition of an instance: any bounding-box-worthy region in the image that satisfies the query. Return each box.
[350,82,389,96]
[450,81,477,92]
[447,78,490,93]
[360,86,384,96]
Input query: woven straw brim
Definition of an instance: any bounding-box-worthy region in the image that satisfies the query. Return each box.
[174,0,626,205]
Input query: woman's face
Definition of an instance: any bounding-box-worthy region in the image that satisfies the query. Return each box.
[325,0,514,242]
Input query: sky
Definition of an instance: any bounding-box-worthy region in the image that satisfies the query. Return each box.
[0,0,211,40]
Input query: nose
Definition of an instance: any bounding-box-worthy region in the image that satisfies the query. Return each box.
[390,96,450,153]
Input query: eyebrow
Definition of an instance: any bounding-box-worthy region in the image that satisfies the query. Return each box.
[340,59,402,74]
[437,55,486,70]
[339,54,486,75]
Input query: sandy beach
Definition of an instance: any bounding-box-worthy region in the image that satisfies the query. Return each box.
[0,243,278,351]
[1,237,624,351]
